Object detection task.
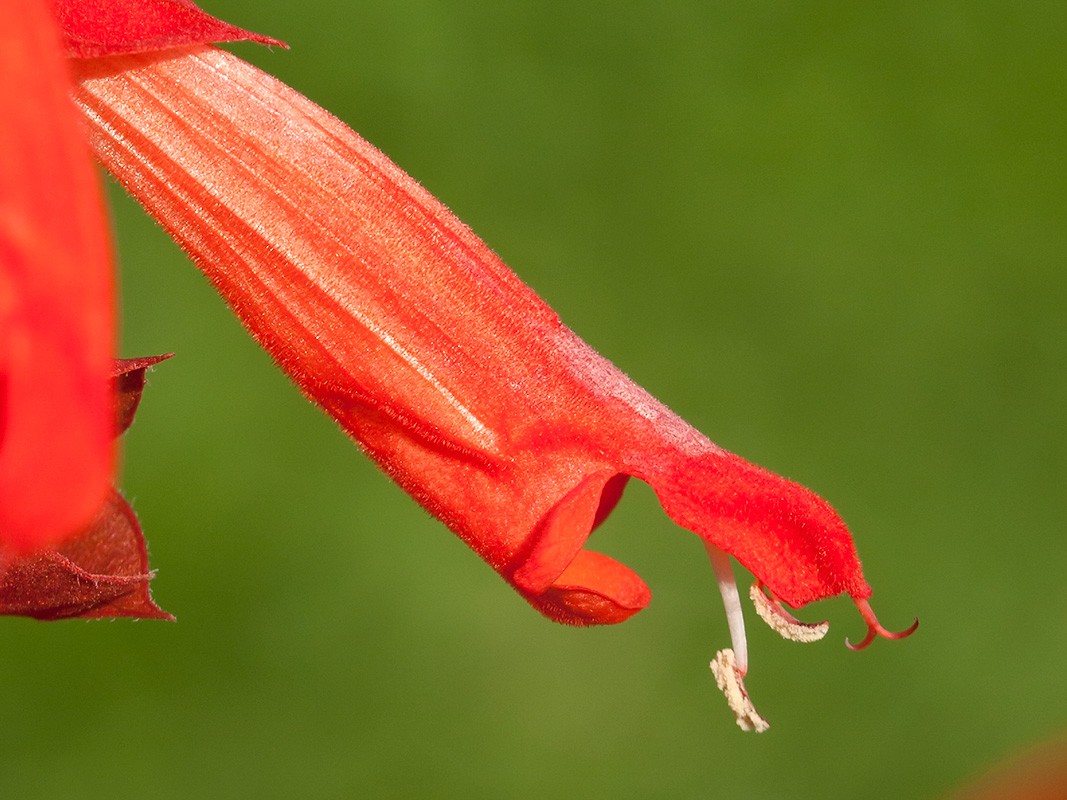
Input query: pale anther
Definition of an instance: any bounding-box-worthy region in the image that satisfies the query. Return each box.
[710,649,769,733]
[750,583,829,643]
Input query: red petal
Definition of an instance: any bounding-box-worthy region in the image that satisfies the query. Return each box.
[645,451,872,607]
[512,472,650,625]
[113,353,173,435]
[529,550,651,626]
[0,489,173,620]
[0,0,114,553]
[51,0,285,58]
[69,47,879,623]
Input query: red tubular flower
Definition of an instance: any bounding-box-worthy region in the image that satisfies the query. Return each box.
[51,0,914,726]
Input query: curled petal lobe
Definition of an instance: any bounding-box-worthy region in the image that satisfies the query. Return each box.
[510,471,631,595]
[528,550,651,626]
[845,597,919,651]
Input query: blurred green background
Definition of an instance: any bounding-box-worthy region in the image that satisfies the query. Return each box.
[4,1,1066,797]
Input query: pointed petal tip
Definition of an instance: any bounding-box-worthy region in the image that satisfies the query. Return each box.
[53,0,288,58]
[113,352,174,435]
[112,353,175,376]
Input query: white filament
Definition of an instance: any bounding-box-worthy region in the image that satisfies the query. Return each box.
[703,541,748,674]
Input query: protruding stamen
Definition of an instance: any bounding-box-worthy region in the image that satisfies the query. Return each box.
[750,583,829,643]
[710,649,769,733]
[703,541,748,673]
[846,596,919,651]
